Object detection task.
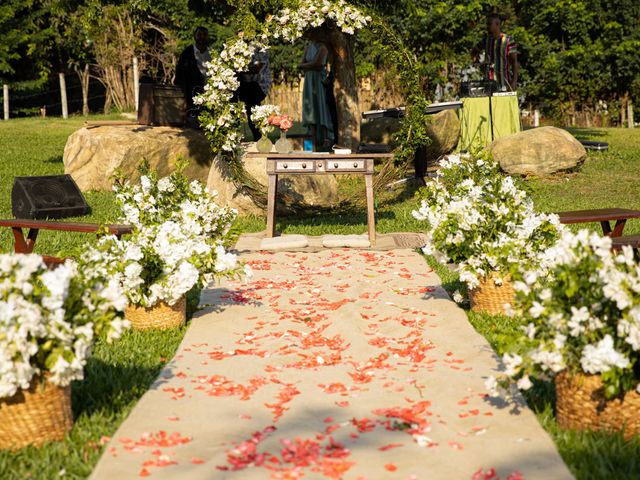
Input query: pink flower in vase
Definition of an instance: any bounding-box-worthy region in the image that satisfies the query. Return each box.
[268,114,281,127]
[279,115,293,132]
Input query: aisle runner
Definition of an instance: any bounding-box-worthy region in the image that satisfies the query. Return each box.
[91,250,572,480]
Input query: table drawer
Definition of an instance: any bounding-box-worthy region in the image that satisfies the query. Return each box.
[323,159,366,172]
[275,160,315,173]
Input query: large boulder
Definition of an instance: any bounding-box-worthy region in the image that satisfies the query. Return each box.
[424,109,460,160]
[490,126,587,176]
[360,109,460,154]
[64,126,213,191]
[63,126,338,215]
[206,143,339,216]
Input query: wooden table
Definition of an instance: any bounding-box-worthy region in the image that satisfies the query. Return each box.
[0,219,132,265]
[557,208,640,237]
[265,153,391,245]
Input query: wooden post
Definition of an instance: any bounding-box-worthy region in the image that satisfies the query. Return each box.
[628,101,634,128]
[3,84,8,120]
[59,73,68,119]
[133,56,139,111]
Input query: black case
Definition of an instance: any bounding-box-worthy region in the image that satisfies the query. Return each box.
[12,175,90,219]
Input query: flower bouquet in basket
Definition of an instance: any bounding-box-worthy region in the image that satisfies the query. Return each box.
[487,230,640,437]
[0,254,128,449]
[412,153,561,314]
[90,160,245,330]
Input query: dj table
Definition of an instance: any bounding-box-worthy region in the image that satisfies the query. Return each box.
[361,101,463,120]
[458,93,520,151]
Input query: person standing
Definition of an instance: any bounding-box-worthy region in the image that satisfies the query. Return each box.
[233,47,272,140]
[299,38,335,150]
[175,26,211,116]
[473,13,518,92]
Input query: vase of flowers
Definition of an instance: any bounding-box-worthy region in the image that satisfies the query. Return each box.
[412,153,561,314]
[95,160,246,330]
[0,254,127,448]
[256,136,274,153]
[251,104,281,153]
[273,114,294,153]
[487,230,640,438]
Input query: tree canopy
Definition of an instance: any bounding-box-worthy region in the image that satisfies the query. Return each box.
[1,0,639,123]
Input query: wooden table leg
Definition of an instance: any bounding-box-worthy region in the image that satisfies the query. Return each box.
[266,173,278,237]
[12,227,38,253]
[365,173,376,246]
[600,220,613,236]
[611,219,627,237]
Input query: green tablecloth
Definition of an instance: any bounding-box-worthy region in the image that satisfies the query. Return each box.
[458,95,521,152]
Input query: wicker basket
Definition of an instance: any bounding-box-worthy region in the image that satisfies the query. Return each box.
[555,371,640,439]
[468,273,515,315]
[125,296,186,330]
[0,376,72,450]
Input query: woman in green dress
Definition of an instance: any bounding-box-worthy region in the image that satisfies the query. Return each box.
[299,40,335,150]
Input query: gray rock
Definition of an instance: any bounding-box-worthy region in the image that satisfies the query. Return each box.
[424,109,461,161]
[490,126,587,176]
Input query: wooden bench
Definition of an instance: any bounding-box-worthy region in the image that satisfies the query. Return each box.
[611,235,640,259]
[557,208,640,237]
[0,219,132,265]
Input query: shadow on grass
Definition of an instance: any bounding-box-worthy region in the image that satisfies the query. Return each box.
[565,128,608,141]
[44,155,63,164]
[71,356,173,419]
[274,204,399,230]
[71,327,186,419]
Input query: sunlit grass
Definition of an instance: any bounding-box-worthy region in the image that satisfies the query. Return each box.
[2,117,640,478]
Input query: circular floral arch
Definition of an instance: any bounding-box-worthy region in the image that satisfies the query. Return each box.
[195,0,431,206]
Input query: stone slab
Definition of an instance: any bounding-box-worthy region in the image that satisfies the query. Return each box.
[259,234,309,250]
[322,234,371,248]
[234,232,427,253]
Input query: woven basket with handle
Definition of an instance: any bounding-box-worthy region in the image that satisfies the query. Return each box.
[468,273,515,315]
[125,295,186,330]
[0,376,72,450]
[555,371,640,439]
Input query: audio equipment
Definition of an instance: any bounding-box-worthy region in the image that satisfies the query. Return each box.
[12,175,90,219]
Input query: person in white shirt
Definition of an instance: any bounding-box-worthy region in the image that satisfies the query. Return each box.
[175,26,212,116]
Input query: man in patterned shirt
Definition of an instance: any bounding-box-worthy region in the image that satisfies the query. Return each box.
[473,13,519,92]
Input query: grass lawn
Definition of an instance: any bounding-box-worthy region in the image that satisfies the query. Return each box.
[1,117,640,478]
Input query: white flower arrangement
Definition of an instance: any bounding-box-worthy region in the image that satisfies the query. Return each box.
[0,254,128,399]
[250,104,281,137]
[196,0,370,154]
[412,153,562,288]
[488,229,640,399]
[98,160,241,308]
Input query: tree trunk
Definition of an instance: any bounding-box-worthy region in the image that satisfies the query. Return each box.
[620,93,628,127]
[323,29,360,150]
[77,64,90,116]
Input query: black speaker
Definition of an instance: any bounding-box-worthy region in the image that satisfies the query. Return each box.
[12,175,90,219]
